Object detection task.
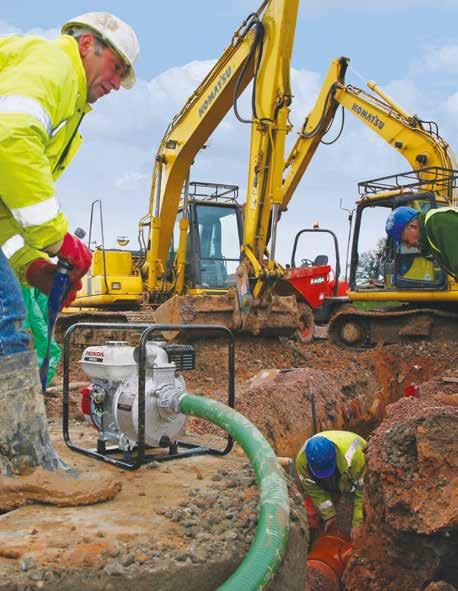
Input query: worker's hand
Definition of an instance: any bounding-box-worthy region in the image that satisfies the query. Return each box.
[26,259,82,309]
[57,233,92,282]
[62,279,82,308]
[25,259,55,295]
[324,516,337,534]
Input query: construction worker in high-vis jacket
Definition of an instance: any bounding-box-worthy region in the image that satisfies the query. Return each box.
[385,205,458,281]
[296,430,366,539]
[0,14,139,470]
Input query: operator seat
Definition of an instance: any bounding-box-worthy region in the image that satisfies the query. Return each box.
[313,255,328,266]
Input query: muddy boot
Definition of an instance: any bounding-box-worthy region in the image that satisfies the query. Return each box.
[0,350,67,475]
[0,352,122,511]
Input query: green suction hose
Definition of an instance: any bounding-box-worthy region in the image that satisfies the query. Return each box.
[178,393,290,591]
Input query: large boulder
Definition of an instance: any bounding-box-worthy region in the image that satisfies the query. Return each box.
[344,396,458,591]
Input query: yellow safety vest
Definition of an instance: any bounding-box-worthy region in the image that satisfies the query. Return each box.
[0,34,91,280]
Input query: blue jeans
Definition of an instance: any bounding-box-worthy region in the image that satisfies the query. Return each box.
[0,248,30,354]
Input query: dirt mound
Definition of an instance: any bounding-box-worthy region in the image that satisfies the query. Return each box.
[343,395,458,591]
[228,367,345,457]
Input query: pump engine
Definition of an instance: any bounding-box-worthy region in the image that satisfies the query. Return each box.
[79,340,195,451]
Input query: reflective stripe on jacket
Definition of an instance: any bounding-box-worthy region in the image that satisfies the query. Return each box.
[420,207,458,281]
[0,34,90,280]
[295,430,367,527]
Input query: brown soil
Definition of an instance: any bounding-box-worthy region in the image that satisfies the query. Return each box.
[43,328,458,590]
[51,330,457,450]
[343,389,458,591]
[0,427,307,591]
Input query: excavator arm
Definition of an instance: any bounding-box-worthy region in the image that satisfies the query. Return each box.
[144,0,280,294]
[236,0,300,314]
[281,58,456,212]
[281,57,349,211]
[143,0,302,336]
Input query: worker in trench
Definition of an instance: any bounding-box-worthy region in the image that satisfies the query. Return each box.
[0,13,139,472]
[385,205,458,280]
[295,430,366,541]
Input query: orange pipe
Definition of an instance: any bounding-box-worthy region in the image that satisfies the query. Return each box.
[307,532,352,591]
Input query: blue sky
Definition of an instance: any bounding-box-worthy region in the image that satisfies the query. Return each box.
[2,0,458,264]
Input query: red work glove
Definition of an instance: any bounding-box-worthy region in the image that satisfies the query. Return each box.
[61,279,82,308]
[25,259,55,295]
[25,259,81,308]
[57,233,92,283]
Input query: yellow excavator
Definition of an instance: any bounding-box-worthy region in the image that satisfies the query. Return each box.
[278,57,458,346]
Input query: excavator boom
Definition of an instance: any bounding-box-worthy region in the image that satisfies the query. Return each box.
[145,0,301,336]
[281,58,456,212]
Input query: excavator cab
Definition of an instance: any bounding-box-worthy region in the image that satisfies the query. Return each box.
[350,169,450,294]
[192,202,241,289]
[168,182,243,293]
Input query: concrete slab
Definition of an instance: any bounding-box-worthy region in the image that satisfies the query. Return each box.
[0,424,307,591]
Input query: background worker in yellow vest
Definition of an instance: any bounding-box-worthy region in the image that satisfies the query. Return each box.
[385,206,458,280]
[296,430,366,540]
[0,14,139,472]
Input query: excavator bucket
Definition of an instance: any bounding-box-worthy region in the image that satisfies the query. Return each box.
[240,294,299,336]
[153,291,242,337]
[153,289,299,337]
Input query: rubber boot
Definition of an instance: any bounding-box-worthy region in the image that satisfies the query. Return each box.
[0,351,67,475]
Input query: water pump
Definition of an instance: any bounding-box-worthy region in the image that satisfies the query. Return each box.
[79,340,195,451]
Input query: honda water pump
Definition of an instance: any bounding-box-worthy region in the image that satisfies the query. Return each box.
[79,340,195,451]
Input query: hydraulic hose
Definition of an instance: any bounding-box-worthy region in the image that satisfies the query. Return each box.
[177,393,290,591]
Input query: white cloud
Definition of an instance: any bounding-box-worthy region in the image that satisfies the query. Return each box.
[115,171,149,190]
[0,20,20,35]
[148,60,216,105]
[420,44,458,75]
[382,79,420,114]
[0,20,58,39]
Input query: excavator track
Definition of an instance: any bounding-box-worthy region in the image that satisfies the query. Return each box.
[328,305,458,348]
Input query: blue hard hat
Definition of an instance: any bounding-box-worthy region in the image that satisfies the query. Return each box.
[385,206,420,243]
[305,435,337,479]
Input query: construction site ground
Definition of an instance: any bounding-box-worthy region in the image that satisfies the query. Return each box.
[1,327,457,590]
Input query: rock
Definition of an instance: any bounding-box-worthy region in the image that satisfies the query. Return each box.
[344,397,458,591]
[103,563,126,576]
[120,554,135,567]
[20,558,35,572]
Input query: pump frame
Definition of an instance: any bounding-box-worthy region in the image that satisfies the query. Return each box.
[62,322,235,470]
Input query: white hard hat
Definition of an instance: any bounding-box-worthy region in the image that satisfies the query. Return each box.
[62,12,139,89]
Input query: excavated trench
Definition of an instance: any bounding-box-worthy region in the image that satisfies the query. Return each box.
[1,326,457,590]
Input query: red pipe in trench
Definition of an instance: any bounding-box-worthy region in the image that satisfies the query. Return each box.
[307,532,353,591]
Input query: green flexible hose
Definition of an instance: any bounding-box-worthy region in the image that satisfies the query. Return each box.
[178,393,290,591]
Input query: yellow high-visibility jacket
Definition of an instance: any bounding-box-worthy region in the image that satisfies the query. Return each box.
[0,34,91,281]
[295,430,366,527]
